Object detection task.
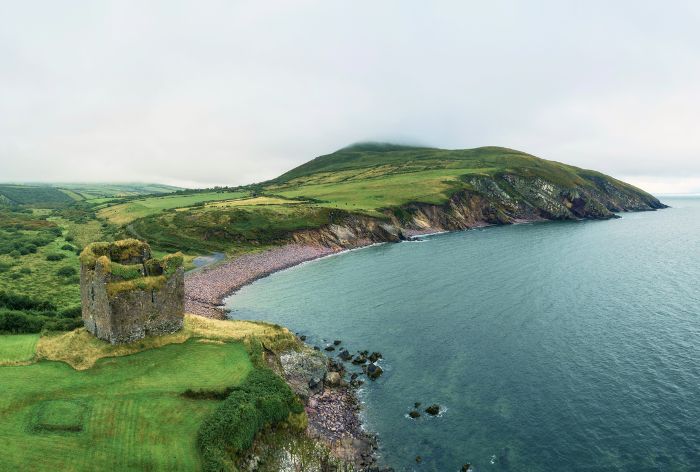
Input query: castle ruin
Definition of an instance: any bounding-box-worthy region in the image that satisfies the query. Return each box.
[79,239,184,344]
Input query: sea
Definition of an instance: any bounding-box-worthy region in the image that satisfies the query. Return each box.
[226,196,700,472]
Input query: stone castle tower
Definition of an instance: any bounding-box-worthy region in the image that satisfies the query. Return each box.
[79,239,184,344]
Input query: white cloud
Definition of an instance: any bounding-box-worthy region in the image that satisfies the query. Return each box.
[1,0,699,192]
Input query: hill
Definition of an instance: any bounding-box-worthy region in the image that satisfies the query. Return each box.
[121,144,664,256]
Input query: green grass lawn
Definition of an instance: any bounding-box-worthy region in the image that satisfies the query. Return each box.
[98,191,249,225]
[0,338,253,471]
[0,333,39,363]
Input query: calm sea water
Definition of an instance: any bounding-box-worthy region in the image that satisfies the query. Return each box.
[226,197,700,472]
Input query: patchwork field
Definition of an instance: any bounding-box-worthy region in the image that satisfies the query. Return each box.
[97,190,249,225]
[0,338,252,471]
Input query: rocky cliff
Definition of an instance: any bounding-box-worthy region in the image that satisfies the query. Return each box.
[289,173,666,249]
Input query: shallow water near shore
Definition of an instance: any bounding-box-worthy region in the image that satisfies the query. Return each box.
[226,197,700,471]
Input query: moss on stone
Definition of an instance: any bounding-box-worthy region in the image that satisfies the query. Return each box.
[106,275,167,297]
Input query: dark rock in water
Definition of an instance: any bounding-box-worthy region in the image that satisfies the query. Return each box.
[299,335,307,341]
[352,353,368,365]
[324,345,336,352]
[328,358,345,373]
[369,352,382,363]
[338,349,353,361]
[313,346,320,351]
[461,464,472,472]
[425,404,441,416]
[409,410,421,419]
[350,373,359,380]
[414,402,422,409]
[333,339,342,345]
[366,363,383,380]
[415,456,422,463]
[350,378,364,388]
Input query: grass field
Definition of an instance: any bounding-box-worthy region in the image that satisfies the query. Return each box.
[98,190,249,225]
[0,338,253,471]
[0,234,82,310]
[0,333,39,363]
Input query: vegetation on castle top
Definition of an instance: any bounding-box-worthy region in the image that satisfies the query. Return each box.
[80,239,183,297]
[79,239,150,268]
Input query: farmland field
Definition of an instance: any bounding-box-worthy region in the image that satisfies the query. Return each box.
[0,339,252,471]
[98,190,249,225]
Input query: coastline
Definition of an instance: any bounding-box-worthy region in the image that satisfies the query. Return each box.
[185,244,339,319]
[185,242,391,470]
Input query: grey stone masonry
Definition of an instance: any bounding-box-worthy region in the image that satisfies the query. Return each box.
[79,239,184,344]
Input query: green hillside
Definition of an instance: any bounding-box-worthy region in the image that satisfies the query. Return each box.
[116,143,663,256]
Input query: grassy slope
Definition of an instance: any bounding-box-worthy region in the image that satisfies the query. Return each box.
[0,315,298,471]
[1,339,251,471]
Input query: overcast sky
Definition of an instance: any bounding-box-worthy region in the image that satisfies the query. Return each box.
[1,1,699,193]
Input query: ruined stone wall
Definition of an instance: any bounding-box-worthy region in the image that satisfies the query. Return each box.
[105,267,184,344]
[80,240,184,344]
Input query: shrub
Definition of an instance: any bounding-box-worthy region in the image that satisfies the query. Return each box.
[9,250,20,258]
[64,234,75,242]
[61,244,75,251]
[46,253,66,261]
[0,309,44,333]
[196,368,304,471]
[56,266,77,277]
[19,267,32,275]
[0,291,56,311]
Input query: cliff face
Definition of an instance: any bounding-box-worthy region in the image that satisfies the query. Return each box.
[288,173,666,249]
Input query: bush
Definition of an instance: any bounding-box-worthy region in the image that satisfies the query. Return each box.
[19,267,32,275]
[56,266,77,277]
[64,234,75,242]
[46,253,66,261]
[0,309,44,333]
[0,291,56,311]
[61,244,75,251]
[0,292,80,333]
[196,368,304,471]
